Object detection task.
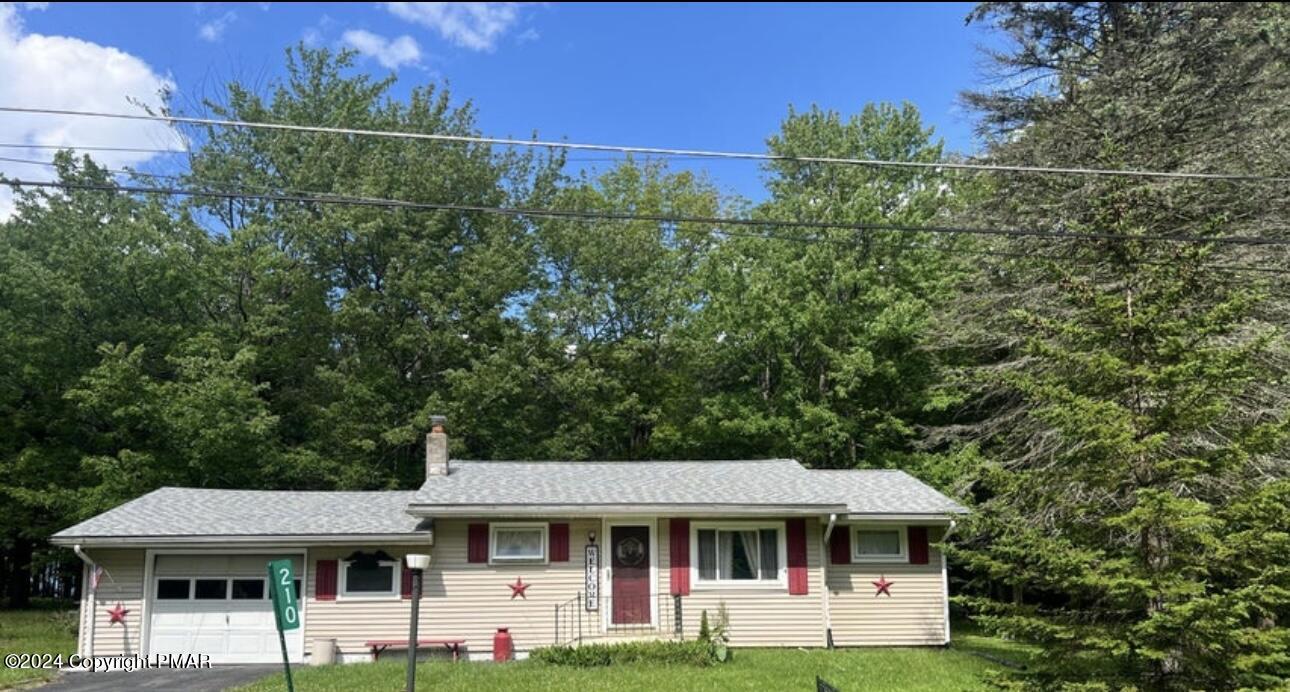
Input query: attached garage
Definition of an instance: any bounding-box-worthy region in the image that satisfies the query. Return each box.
[148,554,304,664]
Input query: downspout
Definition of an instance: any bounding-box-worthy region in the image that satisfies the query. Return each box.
[821,514,837,649]
[941,520,957,645]
[72,545,96,658]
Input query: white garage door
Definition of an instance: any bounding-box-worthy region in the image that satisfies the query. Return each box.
[149,555,304,664]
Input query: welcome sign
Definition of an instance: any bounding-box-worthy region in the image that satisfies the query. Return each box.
[585,543,599,610]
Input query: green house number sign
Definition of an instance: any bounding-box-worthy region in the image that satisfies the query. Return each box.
[267,559,300,631]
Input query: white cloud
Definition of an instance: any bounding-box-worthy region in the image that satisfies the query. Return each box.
[382,2,523,52]
[197,10,236,42]
[342,29,421,69]
[0,3,179,218]
[301,14,334,47]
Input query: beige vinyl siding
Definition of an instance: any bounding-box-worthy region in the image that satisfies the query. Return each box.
[303,519,595,657]
[76,548,146,656]
[827,525,947,646]
[658,518,826,647]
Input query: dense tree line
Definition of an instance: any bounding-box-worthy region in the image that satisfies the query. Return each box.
[1,4,1286,689]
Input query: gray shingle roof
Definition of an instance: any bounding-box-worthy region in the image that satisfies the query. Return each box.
[808,469,968,515]
[409,458,965,516]
[53,460,964,542]
[51,488,427,542]
[408,459,835,509]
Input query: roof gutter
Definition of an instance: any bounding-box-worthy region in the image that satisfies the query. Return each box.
[405,503,849,518]
[837,513,962,523]
[50,532,434,548]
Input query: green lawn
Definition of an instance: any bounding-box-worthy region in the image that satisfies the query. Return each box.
[0,602,78,689]
[0,606,1032,692]
[239,631,1030,692]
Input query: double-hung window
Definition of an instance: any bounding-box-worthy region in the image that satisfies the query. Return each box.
[694,523,785,585]
[490,523,548,564]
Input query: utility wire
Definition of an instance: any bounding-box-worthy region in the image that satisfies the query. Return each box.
[0,143,190,155]
[7,178,1290,254]
[3,106,1287,183]
[5,178,1286,275]
[0,155,187,180]
[0,144,724,165]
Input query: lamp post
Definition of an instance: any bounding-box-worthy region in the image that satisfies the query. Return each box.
[404,553,431,692]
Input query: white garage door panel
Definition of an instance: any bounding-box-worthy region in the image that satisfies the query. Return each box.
[149,555,304,664]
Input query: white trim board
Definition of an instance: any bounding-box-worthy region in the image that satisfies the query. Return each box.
[409,504,846,517]
[53,534,432,547]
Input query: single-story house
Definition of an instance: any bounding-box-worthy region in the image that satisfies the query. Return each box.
[51,418,966,663]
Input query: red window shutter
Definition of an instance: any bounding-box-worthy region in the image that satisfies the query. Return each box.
[669,518,690,596]
[829,527,851,565]
[467,523,489,563]
[550,523,570,562]
[316,559,337,601]
[401,559,413,599]
[786,518,809,595]
[909,526,930,565]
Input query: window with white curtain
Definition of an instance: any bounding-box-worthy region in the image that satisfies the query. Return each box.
[693,523,784,584]
[490,522,548,563]
[852,527,906,561]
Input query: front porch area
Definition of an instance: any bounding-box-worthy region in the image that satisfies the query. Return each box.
[553,591,684,646]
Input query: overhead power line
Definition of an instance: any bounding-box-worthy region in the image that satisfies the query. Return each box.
[5,179,1286,275]
[0,144,725,165]
[7,178,1290,253]
[3,106,1287,183]
[0,143,190,155]
[0,155,186,179]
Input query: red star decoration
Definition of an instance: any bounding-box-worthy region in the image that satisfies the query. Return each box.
[106,602,129,624]
[508,577,530,600]
[872,575,894,597]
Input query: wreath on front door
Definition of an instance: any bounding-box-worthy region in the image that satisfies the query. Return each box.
[615,536,645,566]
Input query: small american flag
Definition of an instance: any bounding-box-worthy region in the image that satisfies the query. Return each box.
[90,565,104,592]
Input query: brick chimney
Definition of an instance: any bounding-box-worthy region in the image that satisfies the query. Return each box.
[426,415,449,477]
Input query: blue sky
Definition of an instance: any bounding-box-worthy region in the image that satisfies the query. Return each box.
[2,2,1000,211]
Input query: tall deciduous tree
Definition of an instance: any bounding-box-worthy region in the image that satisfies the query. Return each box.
[0,156,222,605]
[182,47,563,485]
[447,161,722,460]
[682,103,968,468]
[948,4,1290,688]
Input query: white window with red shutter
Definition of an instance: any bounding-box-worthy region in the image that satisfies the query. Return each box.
[690,521,787,588]
[851,526,908,562]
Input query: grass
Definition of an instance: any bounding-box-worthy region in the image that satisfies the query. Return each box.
[239,627,1032,692]
[0,601,79,689]
[0,605,1032,691]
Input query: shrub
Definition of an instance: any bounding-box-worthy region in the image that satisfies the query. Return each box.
[696,604,731,662]
[530,639,718,667]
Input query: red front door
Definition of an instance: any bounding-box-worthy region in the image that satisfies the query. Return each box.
[610,525,650,625]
